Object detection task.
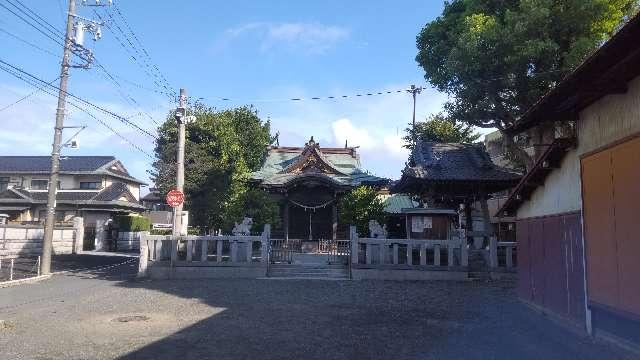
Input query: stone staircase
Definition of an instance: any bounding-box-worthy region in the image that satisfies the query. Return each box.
[267,253,349,280]
[467,249,491,281]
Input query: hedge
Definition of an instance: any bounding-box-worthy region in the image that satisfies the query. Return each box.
[116,215,151,232]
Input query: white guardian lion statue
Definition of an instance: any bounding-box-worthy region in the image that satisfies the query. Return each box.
[232,217,253,236]
[369,220,388,239]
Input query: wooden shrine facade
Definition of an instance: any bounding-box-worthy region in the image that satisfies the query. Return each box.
[250,137,387,241]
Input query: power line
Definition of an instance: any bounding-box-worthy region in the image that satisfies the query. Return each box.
[0,26,59,57]
[5,0,64,37]
[0,1,64,46]
[0,76,59,112]
[93,8,174,102]
[111,4,174,94]
[0,62,154,158]
[0,58,158,140]
[93,58,161,126]
[205,87,411,104]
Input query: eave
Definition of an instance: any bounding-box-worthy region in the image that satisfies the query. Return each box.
[497,137,576,217]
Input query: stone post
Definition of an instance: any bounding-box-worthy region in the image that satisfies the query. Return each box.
[459,229,469,267]
[138,231,149,278]
[350,225,358,264]
[261,224,271,263]
[95,219,106,251]
[72,216,84,254]
[489,235,498,268]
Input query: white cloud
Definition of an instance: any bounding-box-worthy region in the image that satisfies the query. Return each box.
[216,22,350,54]
[263,83,447,179]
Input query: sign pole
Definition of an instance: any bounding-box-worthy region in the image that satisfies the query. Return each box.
[172,88,187,237]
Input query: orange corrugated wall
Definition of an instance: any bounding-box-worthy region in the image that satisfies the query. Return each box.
[582,136,640,316]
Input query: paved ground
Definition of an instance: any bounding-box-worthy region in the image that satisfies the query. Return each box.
[0,256,636,360]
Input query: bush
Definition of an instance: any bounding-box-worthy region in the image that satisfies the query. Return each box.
[116,215,151,232]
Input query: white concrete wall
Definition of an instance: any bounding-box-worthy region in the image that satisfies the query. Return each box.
[0,225,77,258]
[517,149,582,218]
[517,76,640,219]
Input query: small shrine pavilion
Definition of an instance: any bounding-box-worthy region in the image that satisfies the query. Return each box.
[250,137,387,241]
[393,141,521,246]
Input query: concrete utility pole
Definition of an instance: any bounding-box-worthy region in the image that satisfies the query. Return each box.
[407,84,423,131]
[41,0,77,275]
[172,88,187,237]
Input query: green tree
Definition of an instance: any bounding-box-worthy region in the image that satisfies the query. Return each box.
[416,0,638,167]
[338,186,386,236]
[224,188,280,233]
[151,103,274,231]
[404,113,480,149]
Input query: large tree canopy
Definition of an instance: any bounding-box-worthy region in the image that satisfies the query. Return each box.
[416,0,638,166]
[151,104,277,231]
[404,113,480,149]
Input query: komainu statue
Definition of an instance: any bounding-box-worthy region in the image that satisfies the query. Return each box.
[369,220,388,238]
[232,217,253,236]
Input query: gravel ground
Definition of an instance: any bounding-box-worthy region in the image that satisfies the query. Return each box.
[0,260,636,360]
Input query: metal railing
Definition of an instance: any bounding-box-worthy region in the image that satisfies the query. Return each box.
[0,256,40,282]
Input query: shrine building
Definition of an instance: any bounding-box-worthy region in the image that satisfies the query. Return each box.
[250,137,387,242]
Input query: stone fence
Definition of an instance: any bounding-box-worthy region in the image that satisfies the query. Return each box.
[349,226,469,281]
[138,225,270,279]
[489,237,517,279]
[0,218,84,259]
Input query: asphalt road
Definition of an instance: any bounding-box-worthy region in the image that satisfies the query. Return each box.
[0,255,635,360]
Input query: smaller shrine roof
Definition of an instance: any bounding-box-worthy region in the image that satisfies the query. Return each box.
[393,141,521,195]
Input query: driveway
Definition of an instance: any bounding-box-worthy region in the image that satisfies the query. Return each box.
[0,261,635,360]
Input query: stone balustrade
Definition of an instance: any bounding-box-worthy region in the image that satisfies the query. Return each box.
[489,236,517,272]
[138,225,270,279]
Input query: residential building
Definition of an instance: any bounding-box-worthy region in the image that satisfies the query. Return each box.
[0,156,146,226]
[498,14,640,351]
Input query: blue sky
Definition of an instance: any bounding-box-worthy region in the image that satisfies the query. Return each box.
[0,0,492,190]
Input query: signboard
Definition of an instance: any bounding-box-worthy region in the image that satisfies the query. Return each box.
[411,216,433,232]
[166,189,184,208]
[424,216,433,229]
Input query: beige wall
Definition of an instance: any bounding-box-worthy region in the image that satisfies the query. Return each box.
[518,76,640,219]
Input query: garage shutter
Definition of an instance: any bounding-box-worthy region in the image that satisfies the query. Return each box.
[582,136,640,316]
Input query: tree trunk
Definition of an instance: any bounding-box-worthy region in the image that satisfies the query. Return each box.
[501,131,534,171]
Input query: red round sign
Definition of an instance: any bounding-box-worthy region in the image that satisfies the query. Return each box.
[166,189,184,207]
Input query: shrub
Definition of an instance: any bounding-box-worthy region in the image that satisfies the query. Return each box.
[116,215,151,232]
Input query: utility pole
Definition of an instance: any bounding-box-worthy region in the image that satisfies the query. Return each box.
[41,0,106,275]
[172,88,187,237]
[407,84,423,130]
[41,0,76,275]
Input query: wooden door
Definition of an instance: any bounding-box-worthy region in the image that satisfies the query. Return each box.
[582,136,640,316]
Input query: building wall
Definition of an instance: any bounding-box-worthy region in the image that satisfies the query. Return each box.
[517,76,640,220]
[578,76,640,156]
[0,225,78,259]
[517,212,585,327]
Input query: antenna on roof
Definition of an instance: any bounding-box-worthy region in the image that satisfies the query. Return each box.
[345,139,348,148]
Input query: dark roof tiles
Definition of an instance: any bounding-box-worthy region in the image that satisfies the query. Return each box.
[0,156,115,172]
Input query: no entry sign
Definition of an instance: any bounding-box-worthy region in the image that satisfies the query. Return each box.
[166,189,184,207]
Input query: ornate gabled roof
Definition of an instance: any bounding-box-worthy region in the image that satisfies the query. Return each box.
[251,137,388,190]
[393,140,521,195]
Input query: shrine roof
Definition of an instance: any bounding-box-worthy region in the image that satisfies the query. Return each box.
[251,137,388,189]
[392,141,521,194]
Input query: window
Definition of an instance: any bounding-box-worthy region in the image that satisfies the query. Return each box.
[30,179,48,190]
[80,182,101,189]
[0,177,8,191]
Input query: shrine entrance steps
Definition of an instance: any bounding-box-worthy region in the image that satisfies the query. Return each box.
[267,253,349,280]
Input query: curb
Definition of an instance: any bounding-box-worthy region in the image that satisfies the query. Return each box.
[0,274,52,288]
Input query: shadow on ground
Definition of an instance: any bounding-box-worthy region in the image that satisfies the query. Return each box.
[113,277,632,360]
